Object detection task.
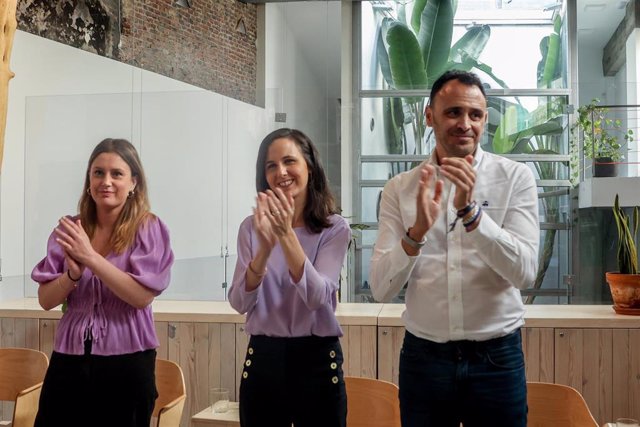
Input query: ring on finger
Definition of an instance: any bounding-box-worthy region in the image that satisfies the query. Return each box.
[271,210,280,216]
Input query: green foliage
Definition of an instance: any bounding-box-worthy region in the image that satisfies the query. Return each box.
[572,99,634,162]
[612,194,639,275]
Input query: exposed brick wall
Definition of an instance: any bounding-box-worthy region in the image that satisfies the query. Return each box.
[16,0,258,105]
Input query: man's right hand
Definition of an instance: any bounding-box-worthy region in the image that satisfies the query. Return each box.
[408,164,443,249]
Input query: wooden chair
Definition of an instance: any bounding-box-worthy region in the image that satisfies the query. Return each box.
[527,382,598,427]
[153,359,186,427]
[0,347,49,427]
[345,376,401,427]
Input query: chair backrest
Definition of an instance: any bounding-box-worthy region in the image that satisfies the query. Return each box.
[153,358,186,427]
[527,382,598,427]
[345,376,401,427]
[0,347,48,401]
[0,347,49,427]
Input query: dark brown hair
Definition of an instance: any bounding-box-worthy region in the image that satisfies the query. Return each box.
[428,70,487,107]
[255,128,336,233]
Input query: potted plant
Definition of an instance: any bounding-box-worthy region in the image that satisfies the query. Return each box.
[605,194,640,314]
[571,99,633,177]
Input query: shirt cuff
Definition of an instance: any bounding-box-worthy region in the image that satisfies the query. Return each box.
[391,239,420,270]
[464,212,504,248]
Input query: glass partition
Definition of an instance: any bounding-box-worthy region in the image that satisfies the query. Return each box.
[24,90,266,301]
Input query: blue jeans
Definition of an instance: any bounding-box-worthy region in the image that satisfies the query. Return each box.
[399,329,527,427]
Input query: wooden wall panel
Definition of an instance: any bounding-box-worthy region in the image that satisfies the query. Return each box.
[377,326,404,385]
[38,319,58,359]
[555,328,584,392]
[581,329,613,424]
[522,327,554,382]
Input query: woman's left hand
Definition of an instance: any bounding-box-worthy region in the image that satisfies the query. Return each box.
[265,188,295,237]
[55,217,98,267]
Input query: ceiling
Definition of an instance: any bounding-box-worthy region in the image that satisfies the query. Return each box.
[577,0,629,49]
[265,1,632,95]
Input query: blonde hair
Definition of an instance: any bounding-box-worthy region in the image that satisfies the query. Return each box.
[78,138,153,253]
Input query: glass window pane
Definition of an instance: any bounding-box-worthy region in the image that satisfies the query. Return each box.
[361,187,383,223]
[361,0,567,91]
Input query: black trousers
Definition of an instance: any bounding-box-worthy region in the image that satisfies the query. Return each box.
[239,335,347,427]
[34,340,158,427]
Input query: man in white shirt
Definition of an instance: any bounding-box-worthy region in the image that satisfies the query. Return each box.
[369,70,539,427]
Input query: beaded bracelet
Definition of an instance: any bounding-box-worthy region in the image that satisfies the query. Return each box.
[456,201,477,218]
[463,207,482,231]
[449,201,478,231]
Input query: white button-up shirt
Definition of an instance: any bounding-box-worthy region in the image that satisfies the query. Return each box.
[369,147,540,342]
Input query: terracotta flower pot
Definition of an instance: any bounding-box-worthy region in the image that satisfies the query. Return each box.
[605,273,640,315]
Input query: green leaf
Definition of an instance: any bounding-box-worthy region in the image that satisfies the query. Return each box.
[387,22,428,100]
[493,105,519,153]
[539,33,560,88]
[384,97,404,154]
[417,0,454,83]
[449,25,490,63]
[377,18,394,88]
[410,0,428,34]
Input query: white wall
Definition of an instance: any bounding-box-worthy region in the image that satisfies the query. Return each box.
[0,31,267,301]
[264,2,342,198]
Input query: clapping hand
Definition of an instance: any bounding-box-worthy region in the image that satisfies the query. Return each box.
[264,188,295,237]
[253,193,277,251]
[440,155,475,210]
[55,217,92,276]
[412,164,444,237]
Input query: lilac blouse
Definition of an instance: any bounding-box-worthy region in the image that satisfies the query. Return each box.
[229,214,351,338]
[31,215,174,356]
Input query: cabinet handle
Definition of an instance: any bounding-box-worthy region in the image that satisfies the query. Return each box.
[168,324,176,339]
[382,330,388,336]
[239,326,245,332]
[558,332,564,337]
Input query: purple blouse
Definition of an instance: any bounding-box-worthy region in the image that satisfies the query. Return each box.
[31,215,174,356]
[229,214,351,338]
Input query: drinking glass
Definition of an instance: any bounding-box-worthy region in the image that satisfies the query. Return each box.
[210,387,229,413]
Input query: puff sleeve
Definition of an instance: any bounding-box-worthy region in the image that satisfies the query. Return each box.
[127,217,174,295]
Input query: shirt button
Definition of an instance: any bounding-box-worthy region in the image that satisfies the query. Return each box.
[242,371,248,379]
[330,362,337,370]
[248,347,254,355]
[329,350,336,358]
[331,376,339,384]
[245,360,252,367]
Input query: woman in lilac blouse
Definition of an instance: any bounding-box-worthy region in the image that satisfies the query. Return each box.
[31,138,174,427]
[229,128,351,427]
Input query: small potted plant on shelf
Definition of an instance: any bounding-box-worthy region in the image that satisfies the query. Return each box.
[571,99,633,177]
[605,194,640,314]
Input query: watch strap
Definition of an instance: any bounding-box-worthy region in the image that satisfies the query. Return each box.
[403,230,427,249]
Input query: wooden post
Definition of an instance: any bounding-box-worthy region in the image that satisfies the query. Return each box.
[0,0,17,172]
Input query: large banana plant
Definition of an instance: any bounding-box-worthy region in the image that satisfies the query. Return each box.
[375,0,507,156]
[491,14,567,302]
[373,2,568,300]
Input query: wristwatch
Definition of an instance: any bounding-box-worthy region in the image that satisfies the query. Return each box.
[402,229,427,249]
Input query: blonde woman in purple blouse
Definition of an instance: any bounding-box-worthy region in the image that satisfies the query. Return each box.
[31,138,174,427]
[229,128,351,427]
